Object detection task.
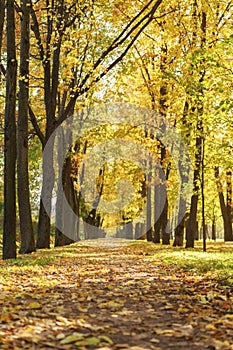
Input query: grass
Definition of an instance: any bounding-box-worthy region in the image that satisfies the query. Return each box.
[0,238,233,287]
[130,240,233,287]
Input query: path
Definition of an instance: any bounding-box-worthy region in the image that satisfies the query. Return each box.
[0,239,233,349]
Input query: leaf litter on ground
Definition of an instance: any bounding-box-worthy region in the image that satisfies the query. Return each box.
[0,239,233,350]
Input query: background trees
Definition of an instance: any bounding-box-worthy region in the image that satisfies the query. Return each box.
[1,0,232,258]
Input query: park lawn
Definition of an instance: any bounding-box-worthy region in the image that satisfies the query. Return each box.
[130,240,233,286]
[0,239,233,350]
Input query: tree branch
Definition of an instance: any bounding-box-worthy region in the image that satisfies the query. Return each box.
[29,106,46,147]
[56,0,163,127]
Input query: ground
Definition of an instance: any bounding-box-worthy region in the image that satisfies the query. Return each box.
[0,239,233,350]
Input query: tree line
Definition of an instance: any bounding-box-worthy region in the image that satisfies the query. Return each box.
[0,0,232,259]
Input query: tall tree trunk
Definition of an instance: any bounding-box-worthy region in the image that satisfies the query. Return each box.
[161,197,169,244]
[173,214,185,247]
[201,135,206,251]
[153,180,161,243]
[125,221,133,239]
[54,147,76,246]
[36,131,55,249]
[3,0,17,259]
[186,119,203,248]
[36,0,62,248]
[83,165,105,239]
[215,167,233,241]
[186,9,206,248]
[0,0,5,57]
[54,127,65,247]
[54,105,78,246]
[146,159,153,241]
[173,181,188,247]
[158,38,169,245]
[226,170,232,236]
[17,0,35,254]
[174,103,192,249]
[173,100,190,247]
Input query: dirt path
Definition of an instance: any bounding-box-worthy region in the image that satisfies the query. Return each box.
[0,240,233,350]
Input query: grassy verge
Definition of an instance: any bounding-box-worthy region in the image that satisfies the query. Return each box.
[130,240,233,287]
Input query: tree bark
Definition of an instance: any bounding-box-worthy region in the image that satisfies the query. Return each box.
[3,0,17,259]
[158,38,169,245]
[146,159,153,241]
[36,132,55,249]
[212,220,216,240]
[135,222,146,240]
[161,197,169,244]
[55,152,76,246]
[173,99,190,247]
[153,185,161,243]
[35,0,63,248]
[18,0,35,254]
[226,170,232,237]
[215,167,233,241]
[0,0,5,57]
[126,222,133,239]
[173,215,185,247]
[186,9,206,248]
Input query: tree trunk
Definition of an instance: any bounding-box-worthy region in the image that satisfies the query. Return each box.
[135,222,146,240]
[54,127,65,247]
[36,0,63,248]
[54,111,78,246]
[226,170,232,239]
[37,199,51,248]
[186,193,199,248]
[18,0,35,254]
[146,159,153,241]
[186,9,206,248]
[0,0,5,57]
[173,187,188,246]
[212,220,216,241]
[125,222,133,239]
[215,167,233,241]
[55,153,76,246]
[36,131,55,249]
[186,142,202,245]
[3,0,17,259]
[156,38,169,244]
[161,197,169,244]
[153,181,161,243]
[174,99,191,247]
[173,216,185,247]
[201,135,206,251]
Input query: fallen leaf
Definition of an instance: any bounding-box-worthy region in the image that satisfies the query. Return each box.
[99,335,113,344]
[28,301,42,309]
[60,332,85,344]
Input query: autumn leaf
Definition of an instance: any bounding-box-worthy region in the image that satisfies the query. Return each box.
[60,332,86,344]
[0,239,233,350]
[28,301,42,309]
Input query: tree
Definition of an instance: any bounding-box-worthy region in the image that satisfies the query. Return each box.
[215,167,233,241]
[184,2,206,248]
[28,0,164,248]
[3,0,17,259]
[54,126,78,246]
[17,0,35,254]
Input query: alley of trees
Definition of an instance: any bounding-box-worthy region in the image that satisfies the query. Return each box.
[0,0,232,259]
